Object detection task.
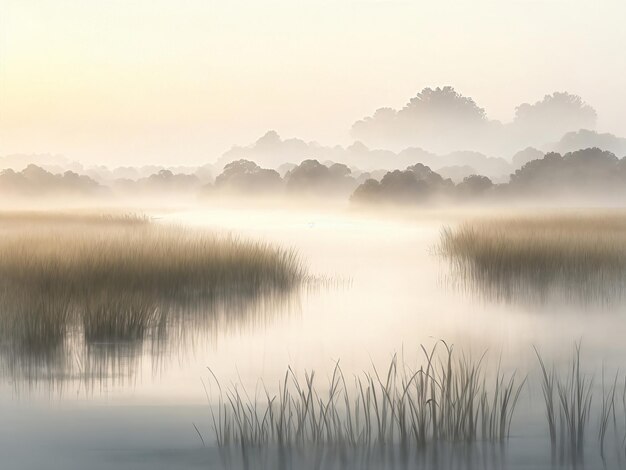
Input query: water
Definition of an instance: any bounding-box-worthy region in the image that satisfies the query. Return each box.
[2,205,626,469]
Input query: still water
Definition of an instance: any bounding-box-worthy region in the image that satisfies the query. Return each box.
[1,205,626,469]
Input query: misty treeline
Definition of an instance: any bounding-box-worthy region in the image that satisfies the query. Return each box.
[219,88,626,168]
[210,147,626,205]
[352,87,599,155]
[3,147,626,205]
[3,87,626,204]
[0,164,208,199]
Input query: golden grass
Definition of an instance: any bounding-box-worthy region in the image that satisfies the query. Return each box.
[438,212,626,303]
[0,212,305,380]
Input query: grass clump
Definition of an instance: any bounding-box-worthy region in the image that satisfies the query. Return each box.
[535,344,593,464]
[0,212,305,381]
[438,212,626,303]
[206,341,524,461]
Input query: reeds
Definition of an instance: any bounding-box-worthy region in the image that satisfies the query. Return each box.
[438,213,626,303]
[206,341,525,459]
[598,370,618,461]
[209,344,626,468]
[534,344,593,463]
[0,212,305,383]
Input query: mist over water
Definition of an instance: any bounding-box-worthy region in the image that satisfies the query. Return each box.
[2,3,626,466]
[0,202,625,469]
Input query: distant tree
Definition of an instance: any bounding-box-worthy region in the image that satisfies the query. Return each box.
[456,175,494,198]
[328,162,351,178]
[512,92,597,145]
[0,165,102,197]
[378,170,431,201]
[352,147,626,204]
[285,159,357,196]
[214,159,282,193]
[511,147,544,170]
[552,129,626,156]
[286,159,331,186]
[352,86,492,153]
[216,160,261,184]
[277,162,297,177]
[351,164,451,205]
[217,131,312,169]
[350,178,383,203]
[508,148,619,197]
[144,170,201,191]
[399,86,487,122]
[406,163,454,190]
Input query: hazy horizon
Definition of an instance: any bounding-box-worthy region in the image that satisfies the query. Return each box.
[1,0,625,166]
[5,4,626,468]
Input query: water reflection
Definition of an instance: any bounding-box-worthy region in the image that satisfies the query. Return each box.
[0,289,302,394]
[438,214,626,307]
[216,443,513,470]
[441,265,626,307]
[213,440,626,470]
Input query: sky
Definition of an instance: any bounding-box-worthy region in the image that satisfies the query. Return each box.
[0,0,625,166]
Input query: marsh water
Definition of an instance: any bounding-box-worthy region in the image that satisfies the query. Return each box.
[2,205,626,469]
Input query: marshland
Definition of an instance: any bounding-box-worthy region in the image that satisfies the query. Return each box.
[4,0,626,467]
[3,205,626,470]
[0,212,304,388]
[438,212,626,304]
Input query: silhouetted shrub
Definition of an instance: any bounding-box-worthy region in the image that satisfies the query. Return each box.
[213,159,282,194]
[508,148,622,198]
[0,165,102,197]
[351,164,452,205]
[285,159,357,196]
[512,147,544,170]
[456,175,494,198]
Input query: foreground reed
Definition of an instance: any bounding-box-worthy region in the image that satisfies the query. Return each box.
[438,212,626,303]
[535,344,593,463]
[206,342,525,461]
[206,344,626,469]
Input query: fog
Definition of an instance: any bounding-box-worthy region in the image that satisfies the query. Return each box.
[4,1,626,469]
[5,86,626,194]
[2,1,626,165]
[3,145,626,210]
[4,202,626,470]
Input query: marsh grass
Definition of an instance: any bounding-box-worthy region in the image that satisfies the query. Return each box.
[534,347,626,467]
[438,213,626,304]
[593,374,626,466]
[535,344,595,465]
[208,343,626,469]
[206,341,525,465]
[0,212,305,385]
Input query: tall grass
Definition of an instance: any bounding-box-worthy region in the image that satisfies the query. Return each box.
[598,370,618,461]
[206,341,525,461]
[535,344,594,464]
[0,212,305,384]
[438,213,626,303]
[208,344,626,468]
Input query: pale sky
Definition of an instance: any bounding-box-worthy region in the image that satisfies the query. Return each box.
[1,0,625,166]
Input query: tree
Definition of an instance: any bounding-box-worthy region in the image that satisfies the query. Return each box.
[351,87,492,152]
[399,86,487,122]
[456,175,493,198]
[508,148,619,197]
[512,147,544,170]
[512,92,597,146]
[285,159,357,196]
[351,164,451,205]
[214,159,282,193]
